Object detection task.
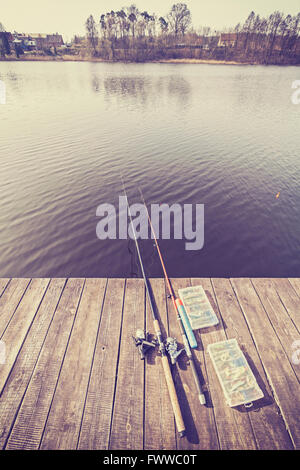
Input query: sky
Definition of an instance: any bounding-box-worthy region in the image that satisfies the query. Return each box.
[2,0,300,42]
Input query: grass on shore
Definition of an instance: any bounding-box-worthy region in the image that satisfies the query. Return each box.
[1,54,261,65]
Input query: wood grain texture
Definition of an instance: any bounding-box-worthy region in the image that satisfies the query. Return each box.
[215,278,293,450]
[272,279,300,332]
[0,279,66,449]
[40,278,107,450]
[289,278,300,299]
[170,278,219,450]
[0,278,31,337]
[144,278,177,450]
[191,278,253,450]
[0,279,10,297]
[232,278,300,449]
[6,279,85,450]
[0,278,298,450]
[0,279,49,396]
[109,279,145,450]
[77,279,125,450]
[251,278,300,381]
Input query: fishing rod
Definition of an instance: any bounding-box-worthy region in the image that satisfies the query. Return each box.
[139,188,206,406]
[121,178,186,438]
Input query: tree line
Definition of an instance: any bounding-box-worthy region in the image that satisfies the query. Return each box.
[232,11,300,63]
[85,3,195,61]
[84,4,299,64]
[86,4,192,43]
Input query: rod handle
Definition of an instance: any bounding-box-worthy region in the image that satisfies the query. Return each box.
[190,355,206,405]
[161,355,186,437]
[175,299,198,349]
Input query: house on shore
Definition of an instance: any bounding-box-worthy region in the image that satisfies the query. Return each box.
[10,32,64,52]
[218,33,238,48]
[29,33,64,50]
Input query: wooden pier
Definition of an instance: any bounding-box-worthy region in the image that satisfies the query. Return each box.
[0,277,299,450]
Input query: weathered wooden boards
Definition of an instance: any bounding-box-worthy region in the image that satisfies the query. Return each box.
[109,278,145,450]
[168,278,219,450]
[232,278,299,450]
[0,279,10,297]
[5,278,84,449]
[78,279,124,450]
[0,279,66,449]
[144,279,176,450]
[212,278,294,450]
[0,278,299,450]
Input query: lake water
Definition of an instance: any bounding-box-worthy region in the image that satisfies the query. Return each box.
[0,61,299,278]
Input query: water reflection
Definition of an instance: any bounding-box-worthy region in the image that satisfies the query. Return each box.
[104,76,148,102]
[100,73,191,109]
[0,62,299,278]
[91,74,101,92]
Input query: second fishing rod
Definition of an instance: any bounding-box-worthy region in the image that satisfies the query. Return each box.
[139,188,206,406]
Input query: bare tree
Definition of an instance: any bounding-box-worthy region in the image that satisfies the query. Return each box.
[266,11,284,62]
[242,11,255,54]
[288,13,300,55]
[106,11,117,40]
[116,10,128,40]
[168,3,191,38]
[279,14,292,57]
[85,15,98,54]
[159,17,169,35]
[100,14,107,38]
[127,4,139,38]
[0,22,7,57]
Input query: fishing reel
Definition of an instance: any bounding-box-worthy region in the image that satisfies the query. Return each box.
[133,330,184,365]
[132,329,157,360]
[165,337,185,365]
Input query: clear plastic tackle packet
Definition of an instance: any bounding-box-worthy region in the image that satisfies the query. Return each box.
[178,285,219,329]
[207,338,264,407]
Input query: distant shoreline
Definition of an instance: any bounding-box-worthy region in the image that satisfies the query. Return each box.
[153,58,257,65]
[0,55,298,66]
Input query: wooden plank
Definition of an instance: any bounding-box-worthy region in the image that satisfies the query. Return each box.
[289,278,300,298]
[0,279,66,449]
[231,278,300,449]
[271,279,300,332]
[109,279,145,450]
[213,278,293,450]
[0,279,31,337]
[0,279,10,297]
[169,278,219,450]
[144,278,176,450]
[78,279,125,450]
[191,278,255,450]
[6,278,85,450]
[251,278,300,381]
[0,278,50,396]
[39,278,107,450]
